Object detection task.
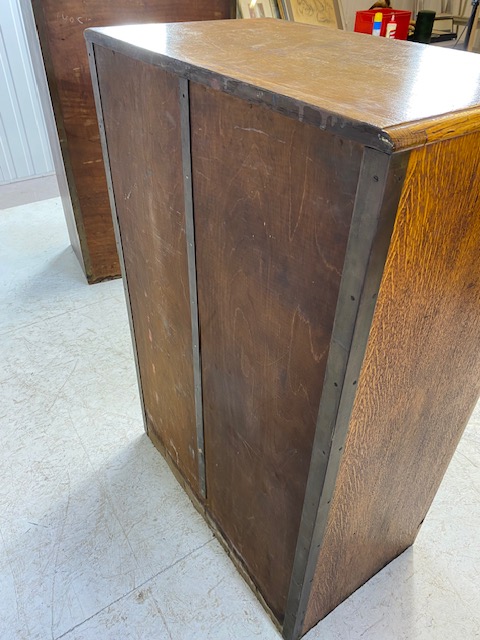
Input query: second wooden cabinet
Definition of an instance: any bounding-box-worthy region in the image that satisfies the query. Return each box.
[26,0,234,283]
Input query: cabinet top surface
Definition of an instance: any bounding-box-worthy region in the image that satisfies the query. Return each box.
[86,19,480,151]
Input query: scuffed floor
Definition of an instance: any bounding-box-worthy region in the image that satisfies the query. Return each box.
[0,197,479,640]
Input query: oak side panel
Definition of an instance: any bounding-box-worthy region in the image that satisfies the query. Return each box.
[94,48,199,491]
[190,83,363,621]
[303,131,480,633]
[32,0,234,282]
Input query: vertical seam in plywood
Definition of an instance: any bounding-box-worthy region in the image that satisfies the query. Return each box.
[282,147,410,640]
[179,77,207,500]
[86,41,149,432]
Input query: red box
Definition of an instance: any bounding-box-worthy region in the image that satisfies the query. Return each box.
[354,9,411,40]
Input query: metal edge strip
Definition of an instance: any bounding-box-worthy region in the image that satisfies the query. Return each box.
[282,147,410,640]
[86,41,148,432]
[179,77,207,500]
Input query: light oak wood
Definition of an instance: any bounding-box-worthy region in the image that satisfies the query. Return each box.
[386,106,480,150]
[303,129,480,634]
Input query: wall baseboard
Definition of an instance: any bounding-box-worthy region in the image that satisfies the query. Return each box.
[0,173,59,210]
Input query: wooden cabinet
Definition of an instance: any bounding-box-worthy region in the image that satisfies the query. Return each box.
[86,20,480,638]
[27,0,234,283]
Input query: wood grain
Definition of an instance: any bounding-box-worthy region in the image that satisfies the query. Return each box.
[94,48,200,492]
[190,83,363,620]
[86,19,480,153]
[88,20,480,637]
[386,107,480,151]
[31,0,234,282]
[303,130,480,633]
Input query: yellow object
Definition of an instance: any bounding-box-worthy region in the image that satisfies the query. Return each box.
[372,11,383,35]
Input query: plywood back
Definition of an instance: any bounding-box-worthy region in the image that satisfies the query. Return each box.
[191,83,363,620]
[95,47,200,491]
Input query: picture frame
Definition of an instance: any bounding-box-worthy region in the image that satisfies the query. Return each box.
[280,0,345,30]
[237,0,280,19]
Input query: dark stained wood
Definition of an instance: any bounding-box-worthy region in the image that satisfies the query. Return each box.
[86,19,480,153]
[94,47,199,492]
[190,83,363,620]
[31,0,234,283]
[303,130,480,634]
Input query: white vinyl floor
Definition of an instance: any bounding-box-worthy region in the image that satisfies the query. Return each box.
[1,197,479,640]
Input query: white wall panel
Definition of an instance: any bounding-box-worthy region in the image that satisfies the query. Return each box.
[0,0,53,185]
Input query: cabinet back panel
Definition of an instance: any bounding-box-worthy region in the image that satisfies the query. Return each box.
[190,83,363,620]
[95,48,199,490]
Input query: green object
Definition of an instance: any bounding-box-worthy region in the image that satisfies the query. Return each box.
[412,10,436,43]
